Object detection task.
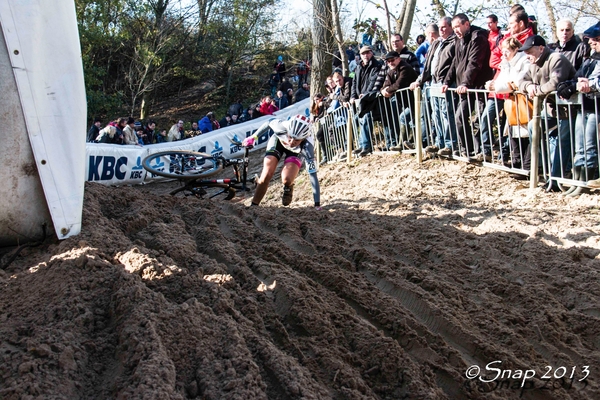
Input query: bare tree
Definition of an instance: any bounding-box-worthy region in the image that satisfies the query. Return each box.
[313,0,334,97]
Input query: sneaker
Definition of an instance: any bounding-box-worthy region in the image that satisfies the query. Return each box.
[473,153,492,162]
[425,145,440,153]
[403,141,415,150]
[358,149,372,157]
[352,148,363,155]
[282,185,294,206]
[389,145,403,151]
[437,147,452,156]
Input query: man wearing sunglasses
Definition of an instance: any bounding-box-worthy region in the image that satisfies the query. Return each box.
[379,51,418,151]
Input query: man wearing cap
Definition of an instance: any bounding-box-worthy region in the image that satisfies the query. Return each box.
[518,35,576,189]
[549,19,590,71]
[123,117,138,145]
[442,13,494,157]
[379,51,419,150]
[557,22,600,192]
[351,45,382,157]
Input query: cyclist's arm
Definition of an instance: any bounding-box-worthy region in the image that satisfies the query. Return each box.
[302,139,321,207]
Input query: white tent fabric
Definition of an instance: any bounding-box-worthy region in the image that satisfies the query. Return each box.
[0,0,86,244]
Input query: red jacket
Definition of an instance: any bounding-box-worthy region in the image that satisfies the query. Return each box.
[489,27,534,99]
[259,102,278,115]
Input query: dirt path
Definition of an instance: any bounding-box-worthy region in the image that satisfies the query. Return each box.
[1,152,599,399]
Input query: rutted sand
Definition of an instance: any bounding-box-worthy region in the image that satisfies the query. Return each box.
[1,152,599,399]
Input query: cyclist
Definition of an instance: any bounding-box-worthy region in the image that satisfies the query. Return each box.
[242,115,321,209]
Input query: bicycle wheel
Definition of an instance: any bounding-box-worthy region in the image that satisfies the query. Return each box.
[169,182,235,200]
[142,150,223,179]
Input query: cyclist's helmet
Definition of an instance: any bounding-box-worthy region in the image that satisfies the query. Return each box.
[285,115,312,140]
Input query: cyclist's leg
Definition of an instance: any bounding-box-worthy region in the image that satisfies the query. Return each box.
[281,156,301,186]
[252,155,279,205]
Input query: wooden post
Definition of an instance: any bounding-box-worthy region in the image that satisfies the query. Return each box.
[346,107,353,164]
[530,96,542,189]
[414,87,423,163]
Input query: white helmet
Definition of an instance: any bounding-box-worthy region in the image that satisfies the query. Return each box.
[285,115,312,140]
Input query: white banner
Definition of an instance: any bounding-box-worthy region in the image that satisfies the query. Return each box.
[87,99,311,185]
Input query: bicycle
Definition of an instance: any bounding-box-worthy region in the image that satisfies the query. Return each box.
[142,140,257,200]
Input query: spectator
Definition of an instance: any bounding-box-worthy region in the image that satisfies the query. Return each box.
[412,18,457,156]
[442,13,494,158]
[549,19,590,71]
[253,103,264,118]
[350,45,382,157]
[123,117,138,145]
[230,114,239,125]
[379,51,419,151]
[87,117,102,143]
[294,82,311,103]
[332,49,343,71]
[311,93,329,163]
[492,10,535,161]
[219,114,232,128]
[156,129,167,143]
[345,45,356,65]
[198,113,215,134]
[134,121,145,145]
[112,118,126,144]
[390,34,421,75]
[189,121,200,137]
[227,100,243,118]
[297,61,309,85]
[167,120,185,141]
[474,14,507,163]
[143,120,157,144]
[211,117,220,131]
[415,38,429,74]
[268,69,280,97]
[286,88,294,105]
[95,125,117,144]
[485,37,531,171]
[279,77,293,95]
[274,90,289,110]
[259,96,279,115]
[349,55,360,77]
[518,35,576,189]
[558,22,600,194]
[274,55,286,81]
[330,72,352,105]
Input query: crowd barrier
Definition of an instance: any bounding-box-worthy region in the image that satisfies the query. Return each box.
[85,99,310,186]
[318,86,600,193]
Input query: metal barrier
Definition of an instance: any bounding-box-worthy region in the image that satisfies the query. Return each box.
[538,92,600,193]
[314,85,600,194]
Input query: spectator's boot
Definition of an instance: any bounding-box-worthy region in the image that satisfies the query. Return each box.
[587,168,600,188]
[567,166,590,197]
[563,166,581,195]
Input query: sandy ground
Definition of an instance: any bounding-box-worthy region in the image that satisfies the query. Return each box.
[1,151,600,400]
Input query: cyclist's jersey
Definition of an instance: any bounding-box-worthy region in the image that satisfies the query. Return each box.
[252,119,320,204]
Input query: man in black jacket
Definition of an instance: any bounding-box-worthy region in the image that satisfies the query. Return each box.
[550,19,590,71]
[412,17,457,156]
[87,118,102,142]
[442,13,493,157]
[379,51,418,150]
[351,45,381,156]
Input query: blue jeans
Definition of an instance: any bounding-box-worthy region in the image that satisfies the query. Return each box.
[431,88,458,149]
[478,98,504,156]
[528,111,572,178]
[356,112,373,151]
[381,96,400,148]
[574,112,598,168]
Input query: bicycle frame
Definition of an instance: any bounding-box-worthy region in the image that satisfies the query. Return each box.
[171,142,255,199]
